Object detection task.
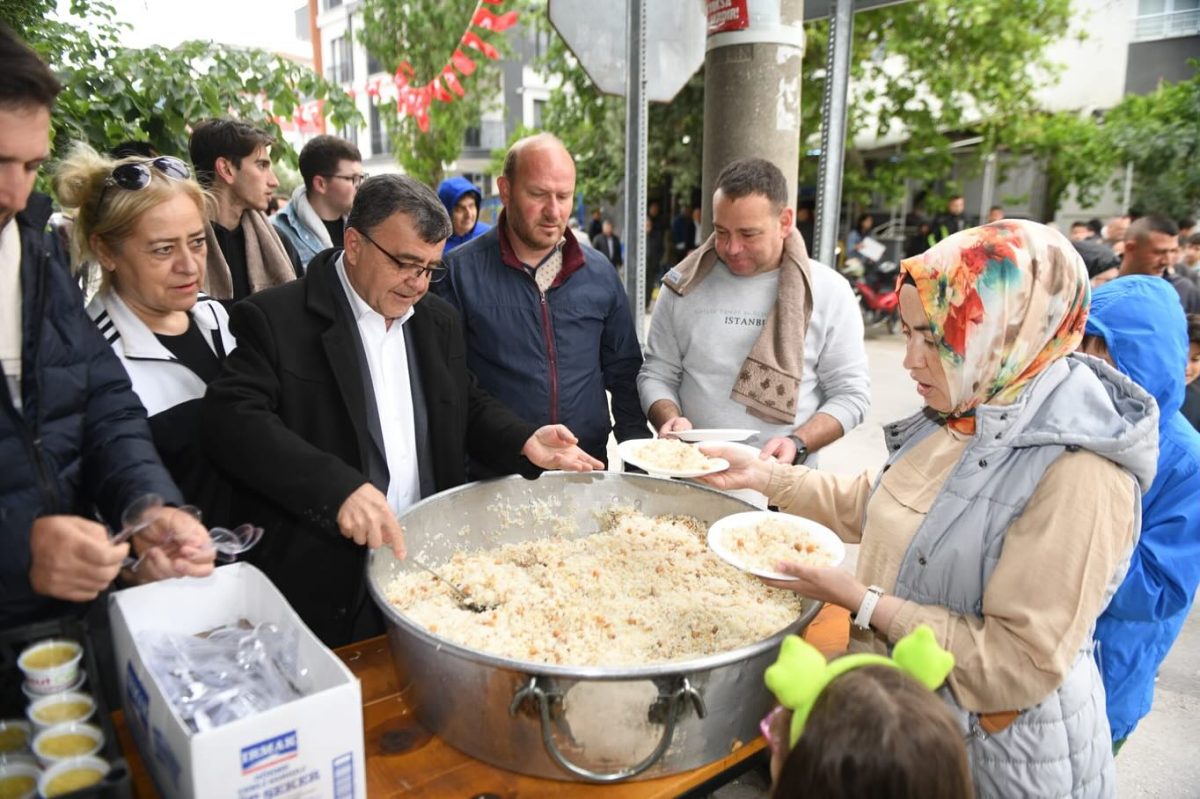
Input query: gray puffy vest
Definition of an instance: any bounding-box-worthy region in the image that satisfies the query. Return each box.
[874,355,1158,799]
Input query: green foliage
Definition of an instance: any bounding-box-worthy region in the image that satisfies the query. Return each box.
[1008,110,1115,220]
[359,0,505,186]
[1103,62,1200,216]
[3,0,361,170]
[805,0,1074,211]
[533,0,1075,213]
[1009,62,1200,219]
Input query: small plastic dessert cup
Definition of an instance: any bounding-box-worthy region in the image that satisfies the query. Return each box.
[17,640,82,697]
[38,755,109,798]
[0,759,41,799]
[26,692,96,731]
[31,722,104,767]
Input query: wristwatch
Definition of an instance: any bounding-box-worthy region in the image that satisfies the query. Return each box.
[853,585,885,630]
[786,434,809,465]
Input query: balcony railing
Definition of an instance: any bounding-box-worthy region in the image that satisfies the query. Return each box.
[1134,8,1200,40]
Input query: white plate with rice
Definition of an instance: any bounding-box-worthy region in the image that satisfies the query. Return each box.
[707,511,845,581]
[663,428,759,443]
[617,438,729,478]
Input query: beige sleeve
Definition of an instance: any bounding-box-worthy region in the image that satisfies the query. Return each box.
[766,464,874,544]
[885,451,1137,713]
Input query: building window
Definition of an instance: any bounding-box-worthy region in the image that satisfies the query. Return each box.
[532,99,546,130]
[1135,0,1200,39]
[482,119,506,149]
[367,52,385,75]
[326,35,354,84]
[370,103,391,156]
[326,0,342,8]
[463,126,481,148]
[339,124,358,148]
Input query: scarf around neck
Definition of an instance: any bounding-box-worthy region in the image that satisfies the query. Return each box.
[663,227,813,424]
[204,210,296,300]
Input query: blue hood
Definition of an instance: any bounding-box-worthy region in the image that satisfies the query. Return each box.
[1086,275,1187,422]
[437,176,481,217]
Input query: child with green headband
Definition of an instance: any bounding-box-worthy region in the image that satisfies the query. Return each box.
[762,626,973,798]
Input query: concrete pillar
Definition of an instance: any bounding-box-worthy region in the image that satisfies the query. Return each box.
[700,0,806,238]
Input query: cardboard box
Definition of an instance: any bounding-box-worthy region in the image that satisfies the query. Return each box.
[109,563,364,799]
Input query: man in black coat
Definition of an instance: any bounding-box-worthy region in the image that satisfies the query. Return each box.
[591,218,622,269]
[0,25,212,629]
[201,175,602,647]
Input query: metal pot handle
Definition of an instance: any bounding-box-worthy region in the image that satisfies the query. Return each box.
[508,676,707,783]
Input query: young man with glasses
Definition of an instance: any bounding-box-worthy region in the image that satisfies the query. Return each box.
[201,174,603,647]
[0,25,212,629]
[189,118,303,299]
[273,134,365,267]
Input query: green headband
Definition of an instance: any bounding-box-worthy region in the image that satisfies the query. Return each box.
[764,624,955,747]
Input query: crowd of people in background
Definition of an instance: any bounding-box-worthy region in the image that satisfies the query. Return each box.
[3,19,1200,799]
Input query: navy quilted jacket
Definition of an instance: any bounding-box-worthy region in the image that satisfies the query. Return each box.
[435,219,650,466]
[0,194,181,627]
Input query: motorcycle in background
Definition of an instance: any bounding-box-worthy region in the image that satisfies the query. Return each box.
[839,250,900,333]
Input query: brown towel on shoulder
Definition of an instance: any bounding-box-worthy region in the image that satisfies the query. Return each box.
[662,228,813,424]
[204,210,296,299]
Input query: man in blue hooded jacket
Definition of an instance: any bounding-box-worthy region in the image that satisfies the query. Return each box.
[1079,275,1200,750]
[437,176,492,252]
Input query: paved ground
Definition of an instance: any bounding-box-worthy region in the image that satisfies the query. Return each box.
[710,331,1200,798]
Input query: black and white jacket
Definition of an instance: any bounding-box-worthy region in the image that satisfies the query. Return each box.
[87,289,237,523]
[87,290,235,417]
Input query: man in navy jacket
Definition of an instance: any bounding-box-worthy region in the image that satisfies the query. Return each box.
[0,25,212,628]
[436,133,650,469]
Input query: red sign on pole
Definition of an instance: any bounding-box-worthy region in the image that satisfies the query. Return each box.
[706,0,749,35]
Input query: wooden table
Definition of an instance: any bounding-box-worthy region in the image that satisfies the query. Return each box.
[116,606,849,797]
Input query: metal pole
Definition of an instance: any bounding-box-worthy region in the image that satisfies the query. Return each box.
[701,0,806,238]
[814,0,853,267]
[623,0,648,341]
[980,152,997,223]
[1121,161,1134,212]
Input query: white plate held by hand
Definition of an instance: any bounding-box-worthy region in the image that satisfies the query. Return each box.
[707,511,845,581]
[617,438,729,478]
[663,428,758,443]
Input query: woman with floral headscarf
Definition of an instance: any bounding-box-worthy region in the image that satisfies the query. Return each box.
[701,220,1158,798]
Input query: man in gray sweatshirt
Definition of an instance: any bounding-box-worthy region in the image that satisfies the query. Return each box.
[637,159,870,466]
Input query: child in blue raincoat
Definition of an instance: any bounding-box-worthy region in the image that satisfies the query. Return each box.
[1080,275,1200,750]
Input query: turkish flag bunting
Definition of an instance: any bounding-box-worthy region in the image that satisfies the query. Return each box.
[451,49,477,75]
[383,3,522,131]
[461,31,500,60]
[472,8,519,32]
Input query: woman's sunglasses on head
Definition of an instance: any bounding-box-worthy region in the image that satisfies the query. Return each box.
[95,156,192,210]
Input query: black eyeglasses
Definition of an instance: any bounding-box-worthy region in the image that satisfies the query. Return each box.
[95,156,192,211]
[323,173,367,187]
[356,229,447,283]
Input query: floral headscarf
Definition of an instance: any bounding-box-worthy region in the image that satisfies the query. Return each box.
[899,220,1090,434]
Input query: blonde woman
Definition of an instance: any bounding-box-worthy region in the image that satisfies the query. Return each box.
[55,145,236,525]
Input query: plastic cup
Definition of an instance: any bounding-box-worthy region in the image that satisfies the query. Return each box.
[26,693,95,731]
[20,670,84,703]
[38,755,108,798]
[0,722,30,756]
[0,759,40,799]
[17,640,82,697]
[30,723,103,767]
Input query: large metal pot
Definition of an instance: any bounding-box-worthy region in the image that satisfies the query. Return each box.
[367,472,820,783]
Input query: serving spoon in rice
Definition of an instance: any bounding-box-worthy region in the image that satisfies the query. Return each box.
[410,556,494,613]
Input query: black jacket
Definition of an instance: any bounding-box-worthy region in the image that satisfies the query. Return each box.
[200,249,539,646]
[1,194,182,628]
